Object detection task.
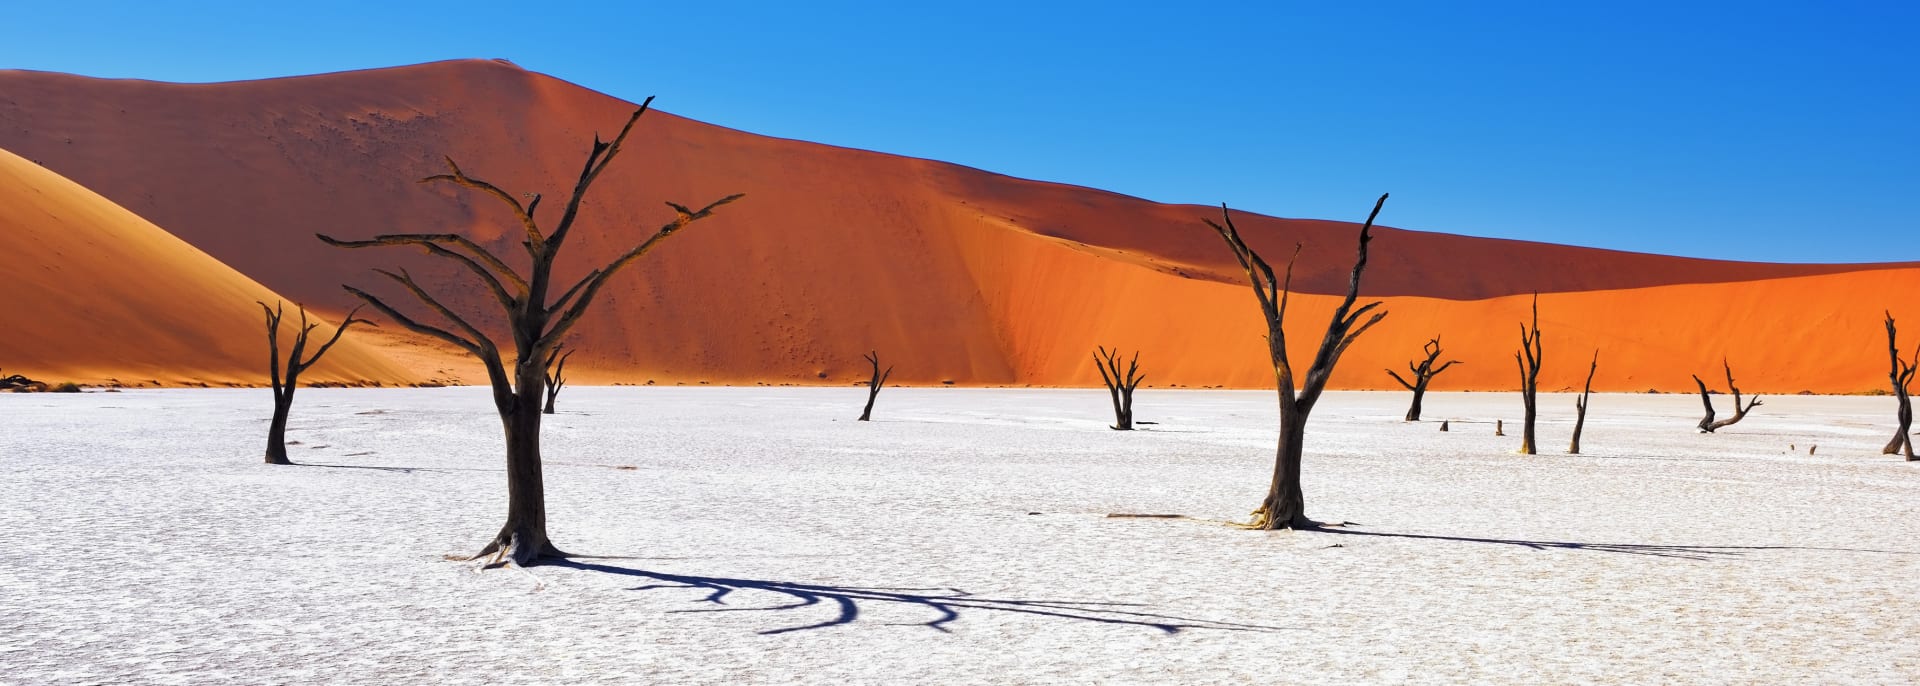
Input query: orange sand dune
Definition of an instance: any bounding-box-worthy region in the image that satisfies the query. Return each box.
[0,147,418,386]
[0,60,1912,392]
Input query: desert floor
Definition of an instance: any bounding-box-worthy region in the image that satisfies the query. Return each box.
[4,387,1919,684]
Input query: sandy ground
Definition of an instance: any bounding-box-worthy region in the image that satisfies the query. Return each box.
[3,387,1918,684]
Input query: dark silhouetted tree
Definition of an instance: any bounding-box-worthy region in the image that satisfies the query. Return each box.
[1205,194,1389,530]
[1385,335,1458,422]
[1515,294,1542,454]
[1569,350,1597,455]
[320,99,742,566]
[1692,360,1761,433]
[542,346,574,415]
[260,301,370,465]
[1093,346,1145,430]
[858,351,892,421]
[1882,312,1917,460]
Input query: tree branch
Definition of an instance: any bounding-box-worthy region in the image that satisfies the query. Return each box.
[421,157,543,252]
[539,193,745,352]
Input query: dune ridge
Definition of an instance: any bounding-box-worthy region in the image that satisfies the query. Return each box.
[1,59,1912,392]
[0,147,419,386]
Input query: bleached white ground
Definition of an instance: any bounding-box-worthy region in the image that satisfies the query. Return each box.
[4,387,1919,684]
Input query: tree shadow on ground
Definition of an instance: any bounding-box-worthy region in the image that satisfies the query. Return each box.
[554,560,1292,635]
[293,462,496,473]
[1316,527,1919,561]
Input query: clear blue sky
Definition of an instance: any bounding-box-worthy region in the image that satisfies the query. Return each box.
[4,2,1915,262]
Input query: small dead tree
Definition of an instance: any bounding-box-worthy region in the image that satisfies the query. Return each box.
[320,99,742,566]
[1205,193,1389,530]
[1093,346,1145,430]
[858,351,893,421]
[1515,294,1543,454]
[1385,335,1459,421]
[260,301,371,465]
[1569,350,1598,455]
[542,346,575,415]
[1882,312,1917,460]
[1693,359,1762,433]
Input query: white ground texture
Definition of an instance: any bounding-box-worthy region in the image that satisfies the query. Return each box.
[5,387,1920,684]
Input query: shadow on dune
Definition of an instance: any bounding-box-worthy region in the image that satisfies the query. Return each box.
[1317,528,1919,561]
[554,560,1292,635]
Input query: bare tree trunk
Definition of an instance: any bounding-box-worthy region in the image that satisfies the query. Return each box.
[1207,194,1390,531]
[259,301,367,465]
[1386,336,1458,422]
[1256,410,1310,528]
[542,346,573,415]
[479,367,563,562]
[1569,350,1597,455]
[1694,360,1762,433]
[1882,313,1917,459]
[1093,346,1144,430]
[859,351,892,421]
[265,393,294,465]
[1515,294,1542,454]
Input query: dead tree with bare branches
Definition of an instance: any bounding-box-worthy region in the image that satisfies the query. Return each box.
[858,351,892,421]
[1093,346,1145,430]
[260,301,371,465]
[1882,313,1917,460]
[1692,360,1762,433]
[542,346,574,415]
[1515,294,1543,454]
[319,98,742,566]
[1205,194,1389,530]
[1385,336,1458,422]
[1569,350,1598,455]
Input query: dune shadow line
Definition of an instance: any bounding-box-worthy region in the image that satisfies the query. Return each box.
[554,560,1291,635]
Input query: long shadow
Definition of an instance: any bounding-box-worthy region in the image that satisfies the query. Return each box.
[1317,528,1919,561]
[294,462,497,474]
[554,560,1292,635]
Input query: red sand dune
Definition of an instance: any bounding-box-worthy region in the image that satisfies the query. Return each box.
[1,60,1914,392]
[0,147,418,386]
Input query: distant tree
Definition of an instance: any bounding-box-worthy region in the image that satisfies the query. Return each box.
[1882,312,1917,460]
[1385,335,1459,422]
[1205,194,1389,530]
[1515,294,1543,454]
[1692,360,1761,433]
[1093,346,1145,430]
[259,301,371,465]
[1569,350,1598,455]
[0,369,48,392]
[542,346,575,415]
[858,351,893,421]
[320,99,742,566]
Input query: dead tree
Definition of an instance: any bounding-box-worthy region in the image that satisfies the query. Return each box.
[260,301,370,465]
[542,346,574,415]
[1569,350,1598,455]
[858,351,892,421]
[1385,335,1458,421]
[1093,346,1145,430]
[320,99,742,566]
[0,369,46,392]
[1515,294,1542,454]
[1882,312,1917,459]
[1205,193,1389,530]
[1692,359,1762,433]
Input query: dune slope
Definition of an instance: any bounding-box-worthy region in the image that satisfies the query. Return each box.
[0,60,1911,392]
[0,147,417,386]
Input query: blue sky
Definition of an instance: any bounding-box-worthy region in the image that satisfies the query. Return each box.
[3,2,1915,262]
